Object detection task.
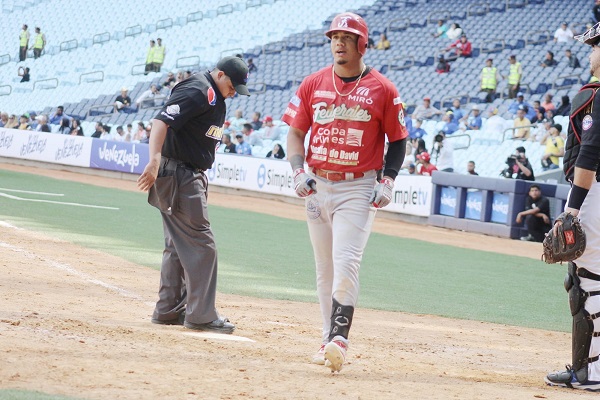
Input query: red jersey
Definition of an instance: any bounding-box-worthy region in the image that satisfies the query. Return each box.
[418,163,438,176]
[281,65,408,173]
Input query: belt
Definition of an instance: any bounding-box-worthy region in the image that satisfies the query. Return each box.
[311,168,364,182]
[161,157,204,174]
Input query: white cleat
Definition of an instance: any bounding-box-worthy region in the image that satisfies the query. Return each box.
[311,344,326,365]
[324,337,347,372]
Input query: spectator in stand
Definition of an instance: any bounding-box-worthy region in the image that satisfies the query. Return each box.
[555,95,571,116]
[18,114,31,130]
[57,117,71,135]
[135,84,162,109]
[541,93,556,111]
[444,33,472,61]
[220,133,237,153]
[467,160,478,175]
[508,92,536,120]
[516,184,552,242]
[416,151,437,176]
[19,24,30,62]
[266,143,286,159]
[184,70,192,80]
[5,114,18,129]
[412,97,442,120]
[553,21,574,43]
[441,111,459,135]
[530,102,544,124]
[541,50,558,68]
[414,138,427,155]
[446,23,463,40]
[70,119,83,136]
[540,123,565,170]
[114,88,133,113]
[480,58,501,103]
[99,125,113,140]
[504,55,522,99]
[513,105,532,140]
[145,40,156,75]
[432,19,448,39]
[36,115,50,132]
[409,118,427,139]
[449,99,464,122]
[130,122,145,142]
[241,122,262,146]
[250,111,263,130]
[566,49,581,68]
[18,66,30,82]
[432,131,454,172]
[228,109,247,131]
[112,126,125,141]
[0,112,8,127]
[162,72,176,89]
[545,108,556,125]
[466,105,483,130]
[91,122,103,138]
[28,112,38,130]
[531,117,552,143]
[235,133,252,155]
[49,106,70,125]
[30,27,46,59]
[375,33,390,50]
[153,38,166,73]
[401,141,415,169]
[247,58,257,73]
[126,123,133,140]
[175,71,185,83]
[435,55,451,74]
[261,116,279,140]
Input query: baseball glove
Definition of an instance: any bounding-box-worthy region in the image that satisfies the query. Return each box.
[541,212,586,264]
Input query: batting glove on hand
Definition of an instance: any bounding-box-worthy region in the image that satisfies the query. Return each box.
[370,177,394,208]
[293,168,317,197]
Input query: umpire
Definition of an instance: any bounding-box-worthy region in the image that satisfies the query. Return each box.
[137,56,250,334]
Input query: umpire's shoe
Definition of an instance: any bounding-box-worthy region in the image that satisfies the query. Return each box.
[184,316,235,334]
[545,365,600,392]
[151,310,185,326]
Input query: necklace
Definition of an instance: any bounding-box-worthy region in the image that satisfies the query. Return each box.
[332,64,367,97]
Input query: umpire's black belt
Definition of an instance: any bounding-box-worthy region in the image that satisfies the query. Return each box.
[161,157,204,174]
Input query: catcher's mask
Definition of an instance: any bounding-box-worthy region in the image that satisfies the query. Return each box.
[325,12,369,55]
[575,21,600,46]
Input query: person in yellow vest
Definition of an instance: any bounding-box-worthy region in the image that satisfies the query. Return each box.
[144,39,156,75]
[19,24,30,62]
[30,27,46,59]
[504,55,522,99]
[480,58,502,103]
[153,38,166,72]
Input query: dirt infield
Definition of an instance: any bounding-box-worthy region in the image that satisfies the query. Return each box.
[0,163,594,399]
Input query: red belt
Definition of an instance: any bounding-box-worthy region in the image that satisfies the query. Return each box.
[311,168,365,182]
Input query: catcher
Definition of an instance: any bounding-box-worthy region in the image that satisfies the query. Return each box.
[543,21,600,392]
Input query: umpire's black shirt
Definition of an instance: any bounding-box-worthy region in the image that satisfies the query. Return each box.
[154,71,225,170]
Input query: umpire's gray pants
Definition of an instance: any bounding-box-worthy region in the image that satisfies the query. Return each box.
[152,166,219,325]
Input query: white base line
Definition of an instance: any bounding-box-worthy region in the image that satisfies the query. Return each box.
[0,192,119,210]
[0,187,65,196]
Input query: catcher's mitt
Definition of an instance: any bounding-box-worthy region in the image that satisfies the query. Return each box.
[542,212,586,264]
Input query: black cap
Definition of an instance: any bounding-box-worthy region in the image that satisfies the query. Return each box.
[516,146,526,153]
[551,123,562,133]
[217,56,250,96]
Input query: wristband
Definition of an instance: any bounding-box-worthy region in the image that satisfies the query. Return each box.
[567,184,589,211]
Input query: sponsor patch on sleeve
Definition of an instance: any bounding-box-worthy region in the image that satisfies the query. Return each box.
[393,96,402,105]
[583,114,593,130]
[166,104,180,115]
[290,95,301,107]
[398,108,406,126]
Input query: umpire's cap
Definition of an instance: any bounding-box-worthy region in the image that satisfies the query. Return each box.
[217,56,250,96]
[575,21,600,46]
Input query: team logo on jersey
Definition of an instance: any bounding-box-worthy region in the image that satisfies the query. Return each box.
[315,90,336,100]
[356,87,370,96]
[312,102,371,124]
[205,125,224,140]
[583,114,593,130]
[347,128,364,146]
[166,104,180,115]
[398,108,406,127]
[306,197,321,220]
[207,87,216,106]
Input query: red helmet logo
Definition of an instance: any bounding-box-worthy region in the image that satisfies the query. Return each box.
[325,12,369,55]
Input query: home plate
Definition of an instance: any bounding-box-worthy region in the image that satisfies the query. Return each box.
[181,331,255,342]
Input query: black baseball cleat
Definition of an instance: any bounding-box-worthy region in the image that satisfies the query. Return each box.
[184,316,235,334]
[545,366,600,392]
[151,310,185,326]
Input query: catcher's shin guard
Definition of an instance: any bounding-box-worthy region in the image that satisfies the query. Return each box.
[565,262,599,382]
[328,298,354,341]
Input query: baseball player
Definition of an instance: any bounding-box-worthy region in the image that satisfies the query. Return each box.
[544,22,600,391]
[137,56,250,334]
[283,12,408,372]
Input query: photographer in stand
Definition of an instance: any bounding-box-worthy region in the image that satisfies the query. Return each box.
[432,131,454,172]
[500,145,535,181]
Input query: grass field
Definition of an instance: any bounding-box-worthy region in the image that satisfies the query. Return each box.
[0,169,570,332]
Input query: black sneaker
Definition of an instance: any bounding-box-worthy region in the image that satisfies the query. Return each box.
[151,310,185,326]
[184,316,235,334]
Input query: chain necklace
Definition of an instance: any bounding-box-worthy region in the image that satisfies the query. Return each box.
[332,64,367,97]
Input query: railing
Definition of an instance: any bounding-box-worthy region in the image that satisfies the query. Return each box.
[262,40,286,55]
[125,24,142,38]
[0,85,12,96]
[33,78,58,90]
[79,71,104,84]
[479,38,505,54]
[388,55,415,71]
[86,104,115,119]
[246,82,267,94]
[156,18,173,30]
[445,132,471,151]
[525,29,551,46]
[187,10,203,23]
[59,39,77,52]
[176,55,200,69]
[131,63,147,76]
[220,47,244,59]
[552,74,582,90]
[467,2,489,16]
[93,32,110,45]
[506,0,527,9]
[305,32,327,47]
[217,4,234,14]
[502,124,537,143]
[427,10,450,24]
[387,17,410,32]
[0,53,11,66]
[138,95,167,110]
[499,82,531,99]
[246,0,261,8]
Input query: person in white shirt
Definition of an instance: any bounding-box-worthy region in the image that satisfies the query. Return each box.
[432,131,454,172]
[228,109,247,132]
[482,107,507,137]
[135,84,163,109]
[554,22,574,43]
